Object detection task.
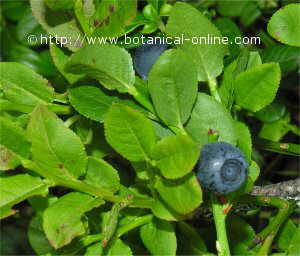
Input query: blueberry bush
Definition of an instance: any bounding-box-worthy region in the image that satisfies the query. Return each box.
[0,0,300,255]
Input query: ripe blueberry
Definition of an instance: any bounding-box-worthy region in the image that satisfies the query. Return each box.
[196,142,248,194]
[133,39,168,80]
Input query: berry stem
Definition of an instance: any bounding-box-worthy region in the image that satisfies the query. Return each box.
[210,194,231,256]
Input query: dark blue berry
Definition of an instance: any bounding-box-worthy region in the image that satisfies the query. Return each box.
[196,142,248,194]
[133,39,168,80]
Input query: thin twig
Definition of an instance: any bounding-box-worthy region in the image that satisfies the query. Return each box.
[250,178,300,202]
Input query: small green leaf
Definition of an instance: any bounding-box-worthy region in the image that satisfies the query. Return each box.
[154,173,202,215]
[151,195,182,221]
[177,221,207,254]
[247,51,262,70]
[235,63,281,112]
[15,9,45,47]
[277,219,297,251]
[217,0,247,17]
[254,102,286,123]
[148,49,198,127]
[49,44,83,84]
[242,160,260,194]
[28,215,56,255]
[256,139,300,156]
[185,93,237,147]
[259,113,291,142]
[102,203,124,248]
[268,4,300,47]
[69,86,116,122]
[45,0,74,11]
[287,227,300,255]
[27,105,87,179]
[30,0,84,51]
[234,121,252,162]
[84,157,120,193]
[166,2,227,81]
[43,192,104,249]
[219,49,249,110]
[0,145,21,171]
[0,116,31,159]
[0,62,54,110]
[104,104,156,162]
[65,44,136,94]
[152,134,199,179]
[227,215,256,255]
[85,238,133,256]
[0,174,48,219]
[92,0,137,38]
[48,20,85,52]
[262,45,300,75]
[140,217,177,256]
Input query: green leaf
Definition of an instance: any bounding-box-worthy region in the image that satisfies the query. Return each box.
[151,195,182,221]
[65,44,136,94]
[214,17,242,57]
[185,93,237,147]
[239,160,260,194]
[0,116,31,159]
[140,217,177,256]
[240,1,261,27]
[234,121,252,162]
[177,221,207,254]
[217,1,247,17]
[254,102,286,123]
[85,238,133,256]
[28,215,56,255]
[0,145,21,171]
[227,215,255,255]
[27,105,87,179]
[72,118,93,145]
[152,120,174,139]
[0,174,48,219]
[30,0,84,52]
[277,219,297,251]
[0,62,54,110]
[69,86,116,122]
[43,192,104,249]
[166,2,227,81]
[92,0,137,38]
[235,63,281,112]
[218,49,250,110]
[247,51,262,70]
[49,44,83,84]
[287,227,300,255]
[131,161,152,180]
[104,104,156,162]
[148,49,198,127]
[84,157,120,193]
[48,20,85,52]
[15,8,45,47]
[154,172,202,215]
[259,113,291,142]
[45,0,74,11]
[256,139,300,156]
[268,4,300,47]
[152,134,199,179]
[74,0,95,36]
[262,45,300,75]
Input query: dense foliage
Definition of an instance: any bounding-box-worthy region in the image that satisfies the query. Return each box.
[0,0,299,255]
